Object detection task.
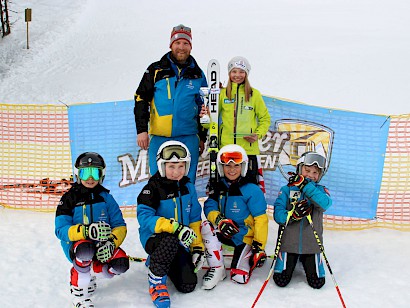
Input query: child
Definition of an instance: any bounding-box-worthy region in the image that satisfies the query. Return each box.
[202,144,268,289]
[219,56,271,186]
[55,152,129,308]
[273,151,332,289]
[137,140,205,308]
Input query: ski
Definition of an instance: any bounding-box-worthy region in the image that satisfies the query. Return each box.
[206,59,220,193]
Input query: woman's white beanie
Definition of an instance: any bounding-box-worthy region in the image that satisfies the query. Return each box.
[227,56,251,75]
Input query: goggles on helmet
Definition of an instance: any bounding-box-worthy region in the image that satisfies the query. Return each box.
[220,151,244,165]
[159,144,188,161]
[172,24,191,33]
[78,167,103,181]
[300,152,326,169]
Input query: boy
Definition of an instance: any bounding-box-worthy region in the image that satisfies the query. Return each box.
[55,152,129,308]
[137,141,205,308]
[202,144,268,289]
[273,151,332,289]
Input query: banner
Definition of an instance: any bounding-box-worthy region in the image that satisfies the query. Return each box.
[68,98,390,219]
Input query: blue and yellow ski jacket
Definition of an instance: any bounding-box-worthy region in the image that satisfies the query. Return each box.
[273,181,332,254]
[134,52,208,141]
[55,183,127,261]
[204,177,268,249]
[137,172,204,251]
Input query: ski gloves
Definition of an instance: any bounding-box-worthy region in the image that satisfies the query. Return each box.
[215,214,240,239]
[83,221,115,263]
[96,239,115,263]
[250,240,267,270]
[287,172,309,191]
[292,199,313,221]
[192,247,205,273]
[171,218,197,249]
[83,221,111,241]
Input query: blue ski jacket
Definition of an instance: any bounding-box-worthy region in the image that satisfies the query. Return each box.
[204,177,268,249]
[134,52,208,141]
[55,183,127,261]
[137,172,204,251]
[273,181,332,254]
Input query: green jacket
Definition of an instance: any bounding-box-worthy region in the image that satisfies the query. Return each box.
[219,83,271,155]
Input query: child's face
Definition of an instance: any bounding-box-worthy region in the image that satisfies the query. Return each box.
[223,162,241,181]
[301,164,321,182]
[165,162,186,181]
[229,68,246,84]
[81,178,99,189]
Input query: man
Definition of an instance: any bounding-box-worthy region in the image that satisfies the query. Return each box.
[134,24,208,183]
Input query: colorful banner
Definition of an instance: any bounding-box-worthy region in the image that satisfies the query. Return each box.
[68,98,390,219]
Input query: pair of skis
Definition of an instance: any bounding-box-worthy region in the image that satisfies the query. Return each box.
[201,59,220,193]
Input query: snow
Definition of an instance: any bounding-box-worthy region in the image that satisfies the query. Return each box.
[1,0,410,307]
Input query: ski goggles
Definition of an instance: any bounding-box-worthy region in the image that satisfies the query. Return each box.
[172,24,191,33]
[159,145,188,160]
[220,151,244,165]
[78,167,103,181]
[299,152,326,169]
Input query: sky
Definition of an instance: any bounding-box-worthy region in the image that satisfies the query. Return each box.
[1,0,410,307]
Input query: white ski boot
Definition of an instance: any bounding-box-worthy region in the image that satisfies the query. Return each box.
[202,266,226,290]
[72,298,94,308]
[71,276,96,308]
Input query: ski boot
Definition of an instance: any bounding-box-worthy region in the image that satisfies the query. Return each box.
[148,269,170,308]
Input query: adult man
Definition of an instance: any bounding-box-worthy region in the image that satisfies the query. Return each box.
[134,24,208,183]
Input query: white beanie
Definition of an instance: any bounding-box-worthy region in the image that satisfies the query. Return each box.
[227,56,251,75]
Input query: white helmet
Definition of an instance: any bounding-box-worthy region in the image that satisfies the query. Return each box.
[296,151,327,182]
[156,141,191,177]
[217,144,248,177]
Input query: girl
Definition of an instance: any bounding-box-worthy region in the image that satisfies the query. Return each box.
[202,144,268,289]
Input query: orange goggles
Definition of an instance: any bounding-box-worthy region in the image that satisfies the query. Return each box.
[220,151,244,164]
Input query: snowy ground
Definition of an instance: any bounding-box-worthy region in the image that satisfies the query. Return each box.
[1,0,410,307]
[1,208,410,308]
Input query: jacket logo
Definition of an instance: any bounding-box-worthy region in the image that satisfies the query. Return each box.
[289,191,301,200]
[186,81,194,90]
[143,189,151,194]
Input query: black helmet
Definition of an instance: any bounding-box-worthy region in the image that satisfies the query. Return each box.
[74,152,106,184]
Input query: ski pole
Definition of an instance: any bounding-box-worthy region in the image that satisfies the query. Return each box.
[251,211,292,308]
[128,255,147,262]
[306,214,347,308]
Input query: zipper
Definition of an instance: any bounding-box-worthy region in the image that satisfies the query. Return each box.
[166,78,171,99]
[233,90,238,144]
[173,197,178,221]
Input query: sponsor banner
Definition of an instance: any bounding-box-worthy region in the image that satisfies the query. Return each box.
[68,97,390,219]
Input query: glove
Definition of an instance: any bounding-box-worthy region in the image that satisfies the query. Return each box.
[287,172,308,191]
[215,214,240,239]
[171,219,197,248]
[84,221,111,241]
[292,199,313,221]
[192,247,205,273]
[96,239,115,263]
[250,241,267,270]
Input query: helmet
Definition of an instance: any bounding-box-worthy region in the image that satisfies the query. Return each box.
[296,151,327,182]
[217,144,248,177]
[74,152,106,184]
[156,141,191,177]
